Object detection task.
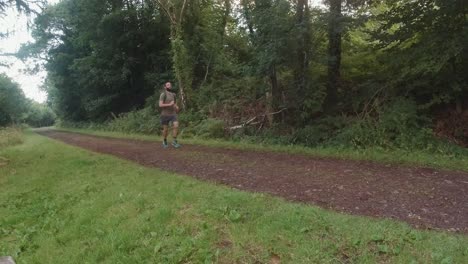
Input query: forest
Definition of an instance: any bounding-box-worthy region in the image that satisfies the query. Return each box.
[4,0,468,150]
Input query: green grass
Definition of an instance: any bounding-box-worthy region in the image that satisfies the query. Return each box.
[0,131,467,263]
[56,127,468,172]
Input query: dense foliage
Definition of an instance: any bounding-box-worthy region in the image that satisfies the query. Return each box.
[0,74,55,127]
[0,74,27,125]
[20,0,467,149]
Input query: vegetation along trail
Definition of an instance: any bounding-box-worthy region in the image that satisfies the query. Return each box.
[38,129,468,234]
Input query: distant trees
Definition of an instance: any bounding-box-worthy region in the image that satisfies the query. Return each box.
[0,74,27,125]
[0,74,54,127]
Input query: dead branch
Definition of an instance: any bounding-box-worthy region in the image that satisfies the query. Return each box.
[156,0,176,25]
[179,0,188,23]
[228,108,287,130]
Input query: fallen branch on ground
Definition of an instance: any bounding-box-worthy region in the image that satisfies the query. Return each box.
[228,108,287,130]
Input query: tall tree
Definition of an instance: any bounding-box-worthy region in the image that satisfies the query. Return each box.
[156,0,192,109]
[372,0,467,112]
[323,0,380,113]
[293,0,311,116]
[324,0,342,113]
[0,74,28,125]
[242,0,293,123]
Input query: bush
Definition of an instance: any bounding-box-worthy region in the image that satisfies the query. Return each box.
[251,125,294,145]
[24,103,56,128]
[178,111,206,125]
[59,108,209,137]
[0,127,23,149]
[56,97,467,157]
[193,118,225,139]
[332,98,419,148]
[57,120,106,131]
[104,108,207,136]
[331,98,466,155]
[292,116,349,147]
[106,107,161,134]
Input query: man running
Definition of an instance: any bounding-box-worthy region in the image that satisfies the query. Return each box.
[159,82,181,148]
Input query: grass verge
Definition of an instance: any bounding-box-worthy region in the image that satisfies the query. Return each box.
[56,127,468,172]
[0,127,23,150]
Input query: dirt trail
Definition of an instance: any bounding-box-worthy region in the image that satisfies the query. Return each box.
[38,130,468,233]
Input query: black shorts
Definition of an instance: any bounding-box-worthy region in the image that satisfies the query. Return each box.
[160,115,178,126]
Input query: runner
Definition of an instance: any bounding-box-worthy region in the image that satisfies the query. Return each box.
[159,82,181,148]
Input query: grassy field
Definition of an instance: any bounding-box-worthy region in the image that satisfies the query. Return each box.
[0,131,467,263]
[57,127,468,172]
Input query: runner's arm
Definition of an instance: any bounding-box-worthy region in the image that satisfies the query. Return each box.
[159,93,174,108]
[159,100,174,108]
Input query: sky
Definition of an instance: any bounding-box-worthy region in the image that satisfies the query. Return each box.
[0,0,61,103]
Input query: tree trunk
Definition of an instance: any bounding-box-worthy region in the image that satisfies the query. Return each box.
[170,28,188,109]
[324,0,342,114]
[158,0,191,109]
[241,0,255,40]
[221,0,231,38]
[270,65,282,123]
[294,0,310,108]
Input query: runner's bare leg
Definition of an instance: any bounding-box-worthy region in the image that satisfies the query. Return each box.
[172,121,179,139]
[162,125,169,140]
